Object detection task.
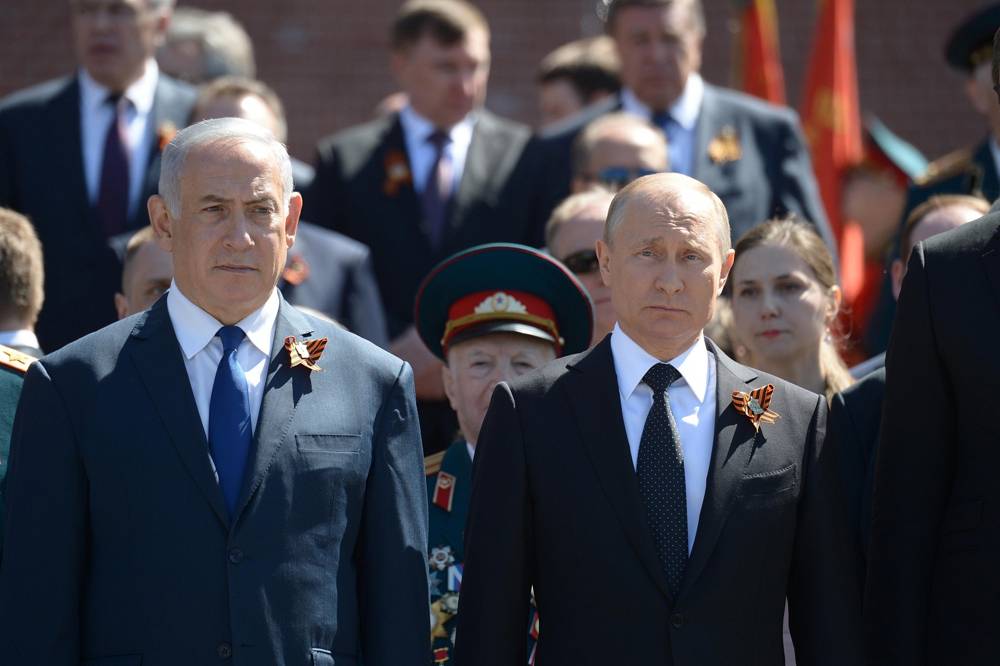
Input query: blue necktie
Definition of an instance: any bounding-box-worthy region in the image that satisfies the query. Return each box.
[97,94,130,237]
[651,110,689,176]
[208,325,252,517]
[421,129,453,250]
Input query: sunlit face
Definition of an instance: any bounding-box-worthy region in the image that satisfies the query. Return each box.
[549,205,616,344]
[148,140,301,325]
[115,239,173,319]
[730,243,838,368]
[539,78,585,128]
[71,0,169,91]
[193,94,284,142]
[891,204,982,300]
[596,186,733,360]
[611,3,702,111]
[443,333,555,445]
[392,27,490,129]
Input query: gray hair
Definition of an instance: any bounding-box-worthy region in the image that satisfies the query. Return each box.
[159,117,293,218]
[161,7,256,82]
[604,173,731,254]
[545,187,615,250]
[572,111,668,178]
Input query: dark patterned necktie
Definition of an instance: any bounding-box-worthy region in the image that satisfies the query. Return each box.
[97,93,130,237]
[208,325,252,517]
[637,362,688,596]
[421,129,453,250]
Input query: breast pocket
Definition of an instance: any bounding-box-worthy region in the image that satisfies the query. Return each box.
[738,463,798,509]
[296,433,362,455]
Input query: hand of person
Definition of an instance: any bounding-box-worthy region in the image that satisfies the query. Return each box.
[390,326,446,401]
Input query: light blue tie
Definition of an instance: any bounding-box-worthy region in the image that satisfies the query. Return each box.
[651,110,691,176]
[208,325,252,517]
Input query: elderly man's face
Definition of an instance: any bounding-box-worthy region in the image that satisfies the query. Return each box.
[393,27,490,129]
[150,139,300,325]
[597,183,734,359]
[114,240,173,319]
[71,0,169,92]
[443,333,556,446]
[612,3,702,111]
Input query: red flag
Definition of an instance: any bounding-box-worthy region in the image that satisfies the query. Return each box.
[799,0,863,243]
[732,0,786,105]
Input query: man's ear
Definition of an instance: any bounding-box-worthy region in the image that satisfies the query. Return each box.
[441,362,459,412]
[596,239,612,287]
[148,195,173,252]
[114,293,130,320]
[717,249,736,294]
[285,192,303,248]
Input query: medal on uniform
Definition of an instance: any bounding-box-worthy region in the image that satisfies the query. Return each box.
[433,471,457,512]
[284,335,327,372]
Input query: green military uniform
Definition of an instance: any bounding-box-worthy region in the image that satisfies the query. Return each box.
[0,345,35,554]
[415,243,594,665]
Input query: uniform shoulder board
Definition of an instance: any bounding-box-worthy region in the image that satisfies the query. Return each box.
[914,147,976,187]
[0,345,35,375]
[424,450,446,476]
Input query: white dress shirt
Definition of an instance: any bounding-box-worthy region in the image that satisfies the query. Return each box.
[0,329,41,352]
[610,323,716,553]
[398,104,476,194]
[621,73,704,177]
[166,281,279,439]
[78,58,160,219]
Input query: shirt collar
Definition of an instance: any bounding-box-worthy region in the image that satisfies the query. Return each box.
[610,322,709,404]
[78,58,159,115]
[620,73,703,131]
[166,280,280,360]
[0,329,40,351]
[398,104,477,145]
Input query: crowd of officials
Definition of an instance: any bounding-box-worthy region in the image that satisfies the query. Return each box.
[0,0,997,664]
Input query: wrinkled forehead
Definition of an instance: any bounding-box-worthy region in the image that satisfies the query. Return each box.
[623,187,719,237]
[180,139,283,196]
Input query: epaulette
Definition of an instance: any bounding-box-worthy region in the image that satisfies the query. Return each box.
[0,345,35,375]
[424,450,446,476]
[914,147,977,187]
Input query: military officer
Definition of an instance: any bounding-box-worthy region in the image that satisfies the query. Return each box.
[414,243,594,665]
[0,344,35,554]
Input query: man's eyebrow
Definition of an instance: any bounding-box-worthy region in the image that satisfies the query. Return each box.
[199,194,230,203]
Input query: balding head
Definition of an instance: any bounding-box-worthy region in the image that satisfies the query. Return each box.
[604,173,731,254]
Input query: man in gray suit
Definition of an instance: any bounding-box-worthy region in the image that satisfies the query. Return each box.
[541,0,833,250]
[0,0,196,351]
[0,118,429,665]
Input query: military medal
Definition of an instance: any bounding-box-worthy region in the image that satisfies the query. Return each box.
[432,470,457,512]
[433,647,450,664]
[429,545,455,572]
[731,384,780,432]
[284,335,327,372]
[282,253,311,286]
[707,125,743,165]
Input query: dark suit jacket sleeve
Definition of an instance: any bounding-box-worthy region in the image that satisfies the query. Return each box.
[453,383,532,666]
[0,361,85,665]
[774,112,837,252]
[345,249,390,349]
[864,245,954,665]
[787,394,864,665]
[358,361,430,665]
[829,390,869,587]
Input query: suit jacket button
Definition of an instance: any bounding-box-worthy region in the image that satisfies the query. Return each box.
[228,548,244,564]
[217,642,233,659]
[670,612,685,629]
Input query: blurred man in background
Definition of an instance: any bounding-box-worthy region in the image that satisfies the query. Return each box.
[570,112,668,193]
[536,36,620,132]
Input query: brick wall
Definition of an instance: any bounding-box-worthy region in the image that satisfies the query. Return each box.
[0,1,990,167]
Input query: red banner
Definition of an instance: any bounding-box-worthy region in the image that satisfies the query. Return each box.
[733,0,787,105]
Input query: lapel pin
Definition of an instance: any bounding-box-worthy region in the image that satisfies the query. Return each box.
[707,125,743,165]
[284,335,327,372]
[731,384,780,432]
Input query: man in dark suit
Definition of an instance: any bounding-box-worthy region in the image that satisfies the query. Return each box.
[540,0,832,249]
[455,173,861,665]
[864,36,1000,655]
[0,0,195,352]
[0,118,429,665]
[305,0,545,454]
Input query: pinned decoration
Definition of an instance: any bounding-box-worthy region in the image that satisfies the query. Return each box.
[284,335,327,372]
[157,121,177,152]
[383,149,412,196]
[707,126,743,164]
[432,470,457,512]
[731,384,780,432]
[430,599,454,639]
[447,563,463,592]
[429,545,455,572]
[433,647,450,665]
[282,253,311,286]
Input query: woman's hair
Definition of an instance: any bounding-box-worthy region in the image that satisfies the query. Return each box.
[733,216,853,401]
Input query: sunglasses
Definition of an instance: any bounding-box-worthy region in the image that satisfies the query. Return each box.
[595,166,659,190]
[561,249,600,275]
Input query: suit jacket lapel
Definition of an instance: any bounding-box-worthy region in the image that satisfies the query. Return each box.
[680,340,758,597]
[449,111,503,235]
[563,338,673,601]
[48,78,95,232]
[128,297,229,528]
[377,115,427,248]
[231,297,317,523]
[691,84,716,182]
